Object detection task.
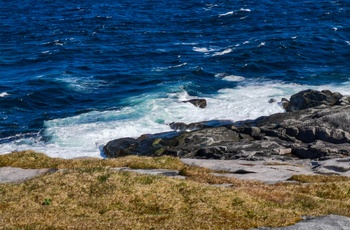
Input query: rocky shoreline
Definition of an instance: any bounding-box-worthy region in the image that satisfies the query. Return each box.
[2,90,350,230]
[104,89,350,165]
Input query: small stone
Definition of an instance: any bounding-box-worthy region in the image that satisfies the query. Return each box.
[279,148,292,155]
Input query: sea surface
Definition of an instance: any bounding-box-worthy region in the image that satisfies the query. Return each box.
[0,0,349,158]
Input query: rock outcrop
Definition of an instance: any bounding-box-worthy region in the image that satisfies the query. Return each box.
[182,99,207,108]
[285,89,343,112]
[104,89,350,161]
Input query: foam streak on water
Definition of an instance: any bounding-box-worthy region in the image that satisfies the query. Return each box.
[0,92,9,97]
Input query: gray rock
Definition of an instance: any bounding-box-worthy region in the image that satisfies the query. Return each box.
[103,137,141,157]
[285,89,342,112]
[181,158,314,184]
[169,122,205,131]
[103,131,181,158]
[292,145,326,159]
[337,96,350,106]
[315,157,350,176]
[285,126,299,137]
[280,98,290,109]
[0,167,57,183]
[255,215,350,230]
[169,120,233,131]
[111,167,186,179]
[296,126,316,143]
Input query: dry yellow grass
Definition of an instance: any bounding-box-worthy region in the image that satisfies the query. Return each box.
[0,150,184,170]
[0,150,350,229]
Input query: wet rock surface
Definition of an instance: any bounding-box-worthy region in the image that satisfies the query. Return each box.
[182,98,207,108]
[104,89,350,162]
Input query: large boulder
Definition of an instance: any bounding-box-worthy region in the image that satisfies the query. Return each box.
[103,132,180,158]
[285,89,342,112]
[103,138,141,157]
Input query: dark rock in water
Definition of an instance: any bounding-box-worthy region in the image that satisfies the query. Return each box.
[280,98,289,109]
[104,89,350,160]
[285,89,343,112]
[169,122,205,131]
[182,99,207,108]
[103,131,181,158]
[268,99,277,103]
[169,120,234,131]
[103,138,140,157]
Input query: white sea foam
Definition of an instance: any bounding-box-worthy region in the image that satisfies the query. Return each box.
[346,41,350,45]
[219,8,250,17]
[1,81,349,159]
[222,75,245,82]
[56,75,103,93]
[219,11,234,17]
[176,42,198,46]
[204,4,218,10]
[258,42,266,47]
[215,73,245,82]
[54,40,64,46]
[193,47,216,53]
[212,48,233,56]
[152,63,187,72]
[193,46,231,56]
[0,92,9,97]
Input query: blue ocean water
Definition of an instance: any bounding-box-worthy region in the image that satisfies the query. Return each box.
[0,0,349,158]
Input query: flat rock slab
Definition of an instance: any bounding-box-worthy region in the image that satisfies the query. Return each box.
[255,215,350,230]
[181,159,315,184]
[315,157,350,176]
[0,167,54,183]
[111,167,186,179]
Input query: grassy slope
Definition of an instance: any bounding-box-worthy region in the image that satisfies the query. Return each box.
[0,151,350,229]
